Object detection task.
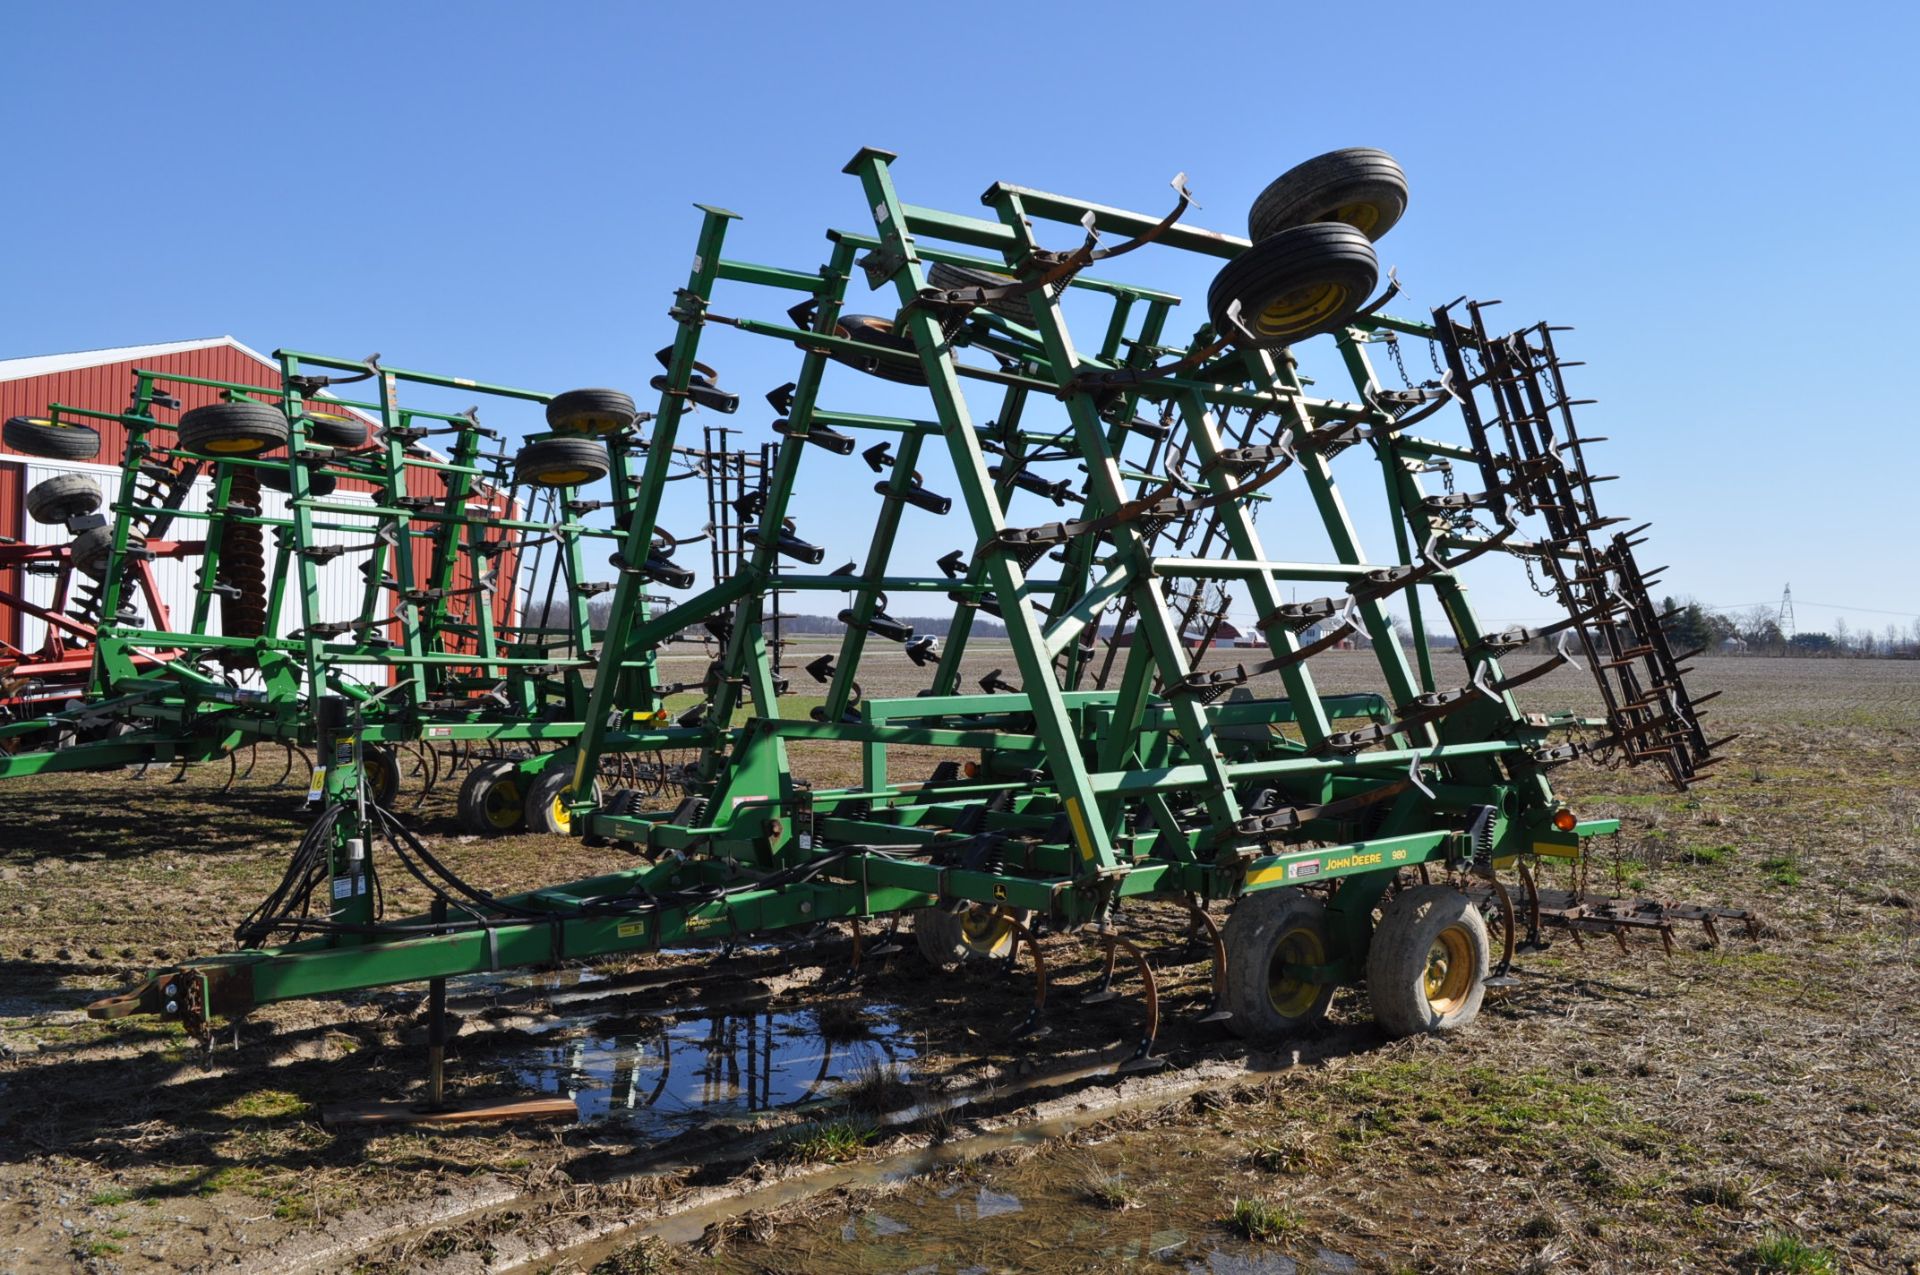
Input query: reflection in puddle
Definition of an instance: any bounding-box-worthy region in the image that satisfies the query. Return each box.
[959,1187,1023,1221]
[1186,1249,1298,1274]
[513,1005,915,1134]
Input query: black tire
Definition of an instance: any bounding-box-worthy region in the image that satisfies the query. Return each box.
[256,464,338,498]
[70,526,144,579]
[1221,888,1337,1040]
[457,759,528,835]
[5,415,100,461]
[912,904,1025,970]
[1248,148,1409,244]
[358,743,402,809]
[926,262,1043,326]
[25,473,102,524]
[524,762,601,835]
[1365,884,1489,1038]
[1207,223,1378,350]
[547,388,638,436]
[178,400,289,458]
[303,407,368,449]
[514,437,610,489]
[829,315,927,385]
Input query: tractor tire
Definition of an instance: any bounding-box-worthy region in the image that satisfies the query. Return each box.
[358,742,402,808]
[926,261,1044,327]
[303,407,369,449]
[1248,148,1409,244]
[547,388,638,436]
[178,400,289,457]
[912,904,1026,970]
[1365,884,1489,1038]
[828,315,927,385]
[457,759,529,835]
[5,415,100,461]
[1207,223,1377,350]
[514,437,610,489]
[25,473,102,524]
[70,526,144,579]
[1221,887,1337,1040]
[256,463,338,497]
[524,762,602,835]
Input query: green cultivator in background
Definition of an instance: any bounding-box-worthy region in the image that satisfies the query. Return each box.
[88,148,1748,1082]
[0,353,728,833]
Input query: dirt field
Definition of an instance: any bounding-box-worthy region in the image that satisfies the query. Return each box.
[2,654,1916,1274]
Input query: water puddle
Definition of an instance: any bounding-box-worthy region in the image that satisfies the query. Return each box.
[511,1004,916,1134]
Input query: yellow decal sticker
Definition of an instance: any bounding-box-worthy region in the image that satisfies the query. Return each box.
[1065,797,1095,861]
[616,921,647,939]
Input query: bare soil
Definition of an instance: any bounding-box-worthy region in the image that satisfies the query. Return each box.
[2,655,1916,1274]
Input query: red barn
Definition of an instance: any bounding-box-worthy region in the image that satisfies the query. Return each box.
[1,337,519,697]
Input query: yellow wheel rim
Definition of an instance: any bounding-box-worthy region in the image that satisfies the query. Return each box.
[204,437,268,454]
[533,467,593,485]
[546,786,575,831]
[1267,925,1326,1018]
[484,778,523,829]
[555,415,620,436]
[1328,200,1382,235]
[1255,281,1349,340]
[363,756,390,799]
[958,906,1014,958]
[1423,926,1475,1014]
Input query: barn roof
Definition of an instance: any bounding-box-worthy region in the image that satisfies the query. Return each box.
[0,336,391,435]
[0,336,275,384]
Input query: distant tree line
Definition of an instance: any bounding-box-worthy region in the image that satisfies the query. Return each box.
[1660,596,1919,658]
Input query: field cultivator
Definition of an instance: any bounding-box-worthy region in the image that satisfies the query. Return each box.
[85,148,1754,1107]
[0,354,750,827]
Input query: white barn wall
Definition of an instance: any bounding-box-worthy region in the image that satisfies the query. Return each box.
[16,459,384,686]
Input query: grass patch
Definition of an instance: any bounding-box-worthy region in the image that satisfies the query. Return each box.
[87,1187,134,1207]
[774,1119,875,1163]
[1079,1165,1140,1211]
[1225,1197,1301,1243]
[836,1060,912,1114]
[1681,843,1734,866]
[1759,856,1803,887]
[1742,1232,1836,1273]
[218,1088,313,1121]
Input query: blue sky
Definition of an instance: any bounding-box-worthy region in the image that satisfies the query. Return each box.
[5,2,1915,638]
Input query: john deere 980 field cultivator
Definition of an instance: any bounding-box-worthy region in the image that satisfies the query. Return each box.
[87,147,1744,1082]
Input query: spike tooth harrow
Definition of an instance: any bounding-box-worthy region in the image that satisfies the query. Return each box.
[80,147,1759,1094]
